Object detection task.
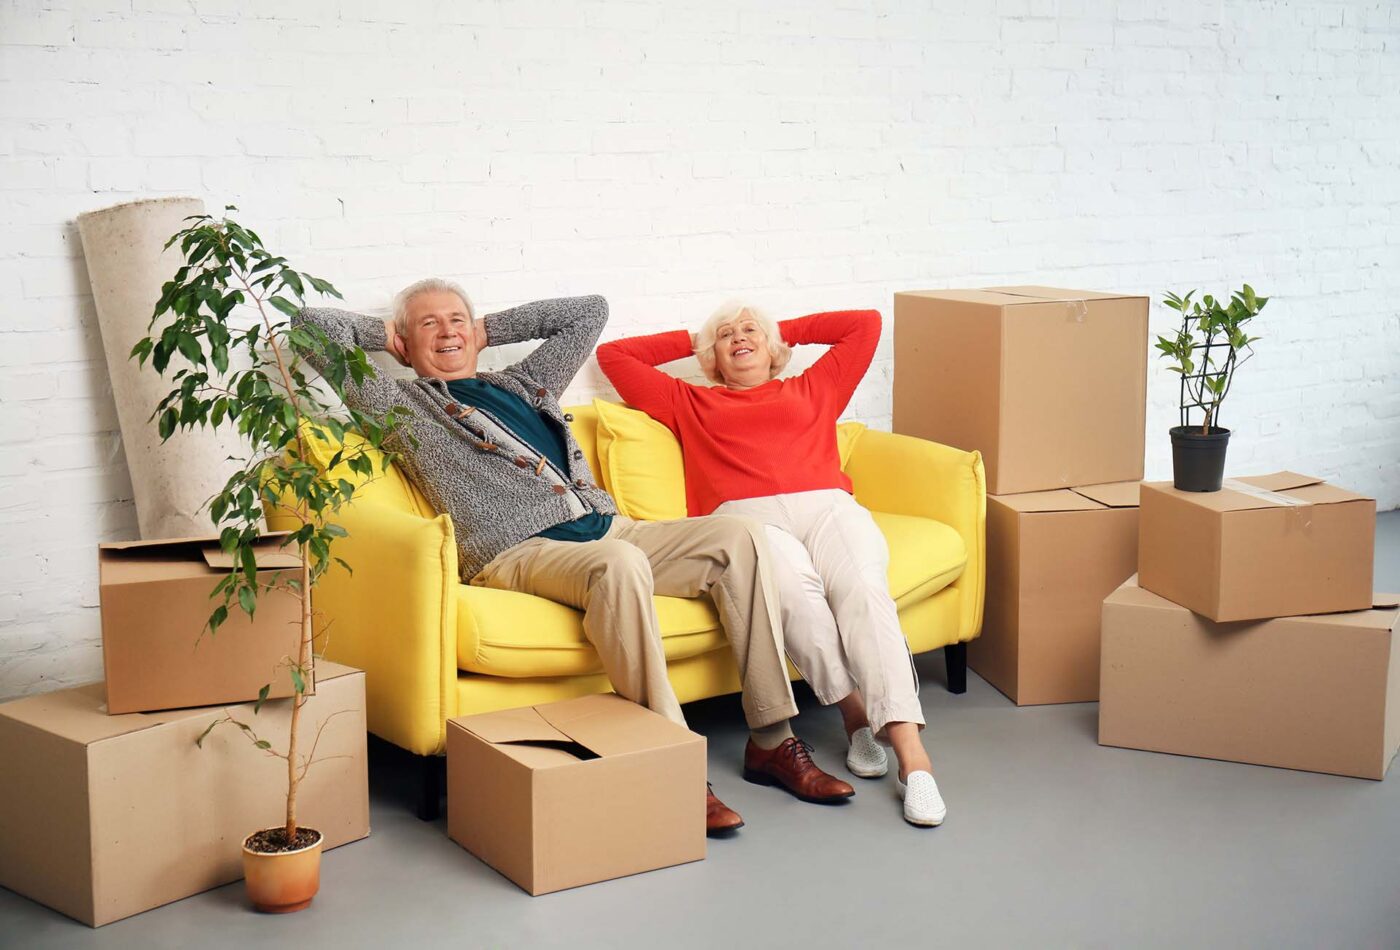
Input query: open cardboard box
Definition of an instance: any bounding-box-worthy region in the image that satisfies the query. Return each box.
[0,662,368,926]
[99,532,310,714]
[1099,578,1400,780]
[447,694,706,896]
[893,286,1148,495]
[1138,473,1375,622]
[970,480,1140,705]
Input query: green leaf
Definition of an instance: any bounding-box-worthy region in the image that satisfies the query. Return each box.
[176,330,204,366]
[290,666,306,695]
[254,739,272,750]
[195,719,219,749]
[270,296,299,318]
[208,604,228,634]
[238,585,256,617]
[254,683,270,713]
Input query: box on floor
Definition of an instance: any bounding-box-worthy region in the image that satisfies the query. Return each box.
[970,481,1140,705]
[1099,578,1400,780]
[448,693,706,896]
[0,662,368,927]
[99,533,309,714]
[1138,473,1375,622]
[893,286,1148,495]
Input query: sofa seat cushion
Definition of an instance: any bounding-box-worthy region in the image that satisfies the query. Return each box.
[458,585,727,678]
[872,510,967,607]
[457,511,967,678]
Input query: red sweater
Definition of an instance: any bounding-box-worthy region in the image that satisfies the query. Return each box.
[596,310,881,517]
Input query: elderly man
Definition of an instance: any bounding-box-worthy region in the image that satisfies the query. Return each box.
[295,279,853,835]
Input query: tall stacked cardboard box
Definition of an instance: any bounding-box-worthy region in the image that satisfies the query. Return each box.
[0,534,371,926]
[1099,475,1397,780]
[894,287,1149,704]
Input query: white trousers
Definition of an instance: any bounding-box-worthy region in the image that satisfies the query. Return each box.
[713,489,923,737]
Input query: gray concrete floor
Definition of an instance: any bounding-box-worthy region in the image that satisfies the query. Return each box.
[4,512,1399,949]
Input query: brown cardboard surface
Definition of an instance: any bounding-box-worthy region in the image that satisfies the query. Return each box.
[969,482,1141,705]
[98,533,310,714]
[447,694,706,896]
[1099,579,1400,780]
[0,662,369,926]
[1138,475,1375,622]
[893,287,1147,495]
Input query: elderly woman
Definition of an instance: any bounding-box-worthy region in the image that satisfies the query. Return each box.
[597,303,945,827]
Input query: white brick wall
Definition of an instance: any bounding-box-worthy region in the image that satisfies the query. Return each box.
[1,0,1397,698]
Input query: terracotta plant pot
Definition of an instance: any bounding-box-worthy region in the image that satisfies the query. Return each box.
[242,827,323,913]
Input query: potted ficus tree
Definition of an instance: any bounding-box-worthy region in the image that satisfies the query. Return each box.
[131,208,402,913]
[1155,285,1267,492]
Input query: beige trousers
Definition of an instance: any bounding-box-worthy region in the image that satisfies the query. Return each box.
[471,514,799,729]
[714,490,924,737]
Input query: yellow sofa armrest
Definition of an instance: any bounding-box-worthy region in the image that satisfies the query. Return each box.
[844,429,986,641]
[270,499,460,756]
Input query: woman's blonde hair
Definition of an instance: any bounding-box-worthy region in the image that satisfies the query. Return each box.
[693,301,792,384]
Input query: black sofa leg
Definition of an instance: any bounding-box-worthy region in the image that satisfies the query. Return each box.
[945,642,968,695]
[417,754,445,822]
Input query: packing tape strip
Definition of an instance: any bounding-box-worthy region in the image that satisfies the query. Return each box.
[1065,299,1087,322]
[1221,478,1311,507]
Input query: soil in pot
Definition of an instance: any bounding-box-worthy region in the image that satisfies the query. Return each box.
[243,827,323,914]
[1169,425,1230,492]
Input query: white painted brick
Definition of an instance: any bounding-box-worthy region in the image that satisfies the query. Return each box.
[0,0,1397,701]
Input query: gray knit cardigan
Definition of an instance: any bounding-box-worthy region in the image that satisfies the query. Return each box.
[294,296,619,581]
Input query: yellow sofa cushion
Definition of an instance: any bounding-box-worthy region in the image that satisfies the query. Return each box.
[592,399,687,521]
[458,507,967,678]
[299,424,432,518]
[593,398,869,521]
[457,585,727,677]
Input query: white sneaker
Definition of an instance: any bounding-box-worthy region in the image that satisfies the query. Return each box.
[845,726,888,778]
[897,771,946,827]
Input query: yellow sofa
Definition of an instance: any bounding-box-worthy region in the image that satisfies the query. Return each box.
[270,402,985,817]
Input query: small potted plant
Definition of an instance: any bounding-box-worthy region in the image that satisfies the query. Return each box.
[1155,285,1267,491]
[132,208,402,913]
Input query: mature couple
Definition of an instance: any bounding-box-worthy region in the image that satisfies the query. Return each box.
[295,282,946,832]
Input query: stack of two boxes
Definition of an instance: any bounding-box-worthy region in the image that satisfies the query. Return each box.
[1101,477,1399,780]
[0,536,370,926]
[894,287,1151,706]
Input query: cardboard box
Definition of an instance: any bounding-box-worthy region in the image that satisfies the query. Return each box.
[970,481,1140,705]
[1138,473,1375,622]
[99,534,309,714]
[1099,578,1400,780]
[0,662,368,926]
[447,694,706,895]
[893,286,1148,495]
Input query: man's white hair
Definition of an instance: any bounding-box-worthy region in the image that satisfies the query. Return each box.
[392,277,475,337]
[693,301,792,385]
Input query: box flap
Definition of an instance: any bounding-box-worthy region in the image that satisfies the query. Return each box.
[1072,480,1141,509]
[201,538,301,571]
[534,694,697,758]
[894,289,1026,307]
[982,285,1145,302]
[456,705,574,746]
[1143,474,1359,513]
[101,530,291,553]
[994,488,1104,513]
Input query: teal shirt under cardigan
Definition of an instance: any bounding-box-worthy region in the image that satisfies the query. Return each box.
[445,377,612,543]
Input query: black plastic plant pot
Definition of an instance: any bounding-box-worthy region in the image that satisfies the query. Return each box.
[1169,426,1231,492]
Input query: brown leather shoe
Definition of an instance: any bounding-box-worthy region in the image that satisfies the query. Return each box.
[706,783,744,835]
[743,737,855,804]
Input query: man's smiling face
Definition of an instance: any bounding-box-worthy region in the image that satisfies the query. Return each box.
[402,289,479,380]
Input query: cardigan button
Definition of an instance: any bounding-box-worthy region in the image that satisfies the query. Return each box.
[573,450,583,459]
[574,478,587,488]
[513,456,531,468]
[445,402,460,414]
[535,387,548,398]
[563,413,574,422]
[551,484,567,495]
